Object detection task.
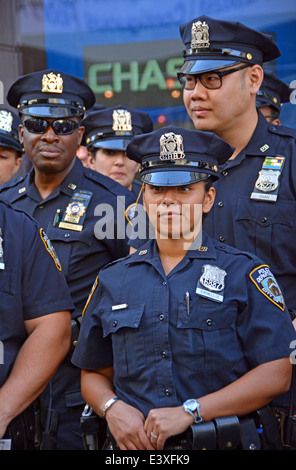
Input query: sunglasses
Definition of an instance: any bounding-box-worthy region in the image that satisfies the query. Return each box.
[23,118,79,135]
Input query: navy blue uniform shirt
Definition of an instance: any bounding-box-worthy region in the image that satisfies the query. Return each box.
[204,112,296,310]
[72,232,295,417]
[0,198,73,388]
[0,157,135,318]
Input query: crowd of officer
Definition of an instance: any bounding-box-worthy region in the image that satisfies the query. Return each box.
[0,13,296,451]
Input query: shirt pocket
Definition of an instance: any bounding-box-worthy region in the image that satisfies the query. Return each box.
[177,299,238,371]
[100,305,145,379]
[46,225,93,277]
[234,197,296,269]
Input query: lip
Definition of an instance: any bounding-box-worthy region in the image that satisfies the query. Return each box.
[111,172,126,178]
[39,147,62,158]
[191,106,210,116]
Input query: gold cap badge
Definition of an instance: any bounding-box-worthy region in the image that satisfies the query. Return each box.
[191,21,210,49]
[159,132,185,161]
[42,72,63,94]
[112,109,132,132]
[0,110,13,133]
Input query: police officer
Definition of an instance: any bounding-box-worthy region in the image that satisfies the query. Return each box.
[0,107,23,185]
[256,70,291,125]
[0,69,136,449]
[178,15,296,325]
[0,198,73,449]
[83,105,153,197]
[72,126,295,451]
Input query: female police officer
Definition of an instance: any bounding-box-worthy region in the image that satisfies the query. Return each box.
[72,126,295,450]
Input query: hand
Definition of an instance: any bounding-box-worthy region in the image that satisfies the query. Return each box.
[144,406,194,450]
[106,400,155,450]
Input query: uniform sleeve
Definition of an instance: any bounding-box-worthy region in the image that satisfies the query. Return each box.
[21,221,74,319]
[71,279,113,370]
[237,262,296,367]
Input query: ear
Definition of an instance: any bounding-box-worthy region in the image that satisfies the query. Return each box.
[87,151,96,170]
[77,126,85,146]
[248,64,264,95]
[18,123,24,145]
[203,186,215,214]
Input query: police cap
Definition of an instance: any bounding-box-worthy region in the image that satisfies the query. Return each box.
[178,15,281,75]
[7,69,95,118]
[256,70,291,113]
[0,107,22,153]
[126,125,234,187]
[83,105,153,151]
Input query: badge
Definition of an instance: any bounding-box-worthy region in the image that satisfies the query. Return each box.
[249,264,285,311]
[159,132,185,161]
[191,20,210,49]
[59,190,92,231]
[41,72,63,94]
[112,109,132,133]
[0,228,5,270]
[251,156,285,202]
[0,110,13,133]
[196,264,227,302]
[40,229,62,271]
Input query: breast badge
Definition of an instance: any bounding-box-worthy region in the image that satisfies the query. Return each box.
[196,264,227,302]
[249,264,285,311]
[251,156,285,202]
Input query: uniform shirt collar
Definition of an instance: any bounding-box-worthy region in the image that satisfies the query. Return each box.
[244,110,278,156]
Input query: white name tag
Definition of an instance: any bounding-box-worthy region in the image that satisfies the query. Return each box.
[112,303,128,311]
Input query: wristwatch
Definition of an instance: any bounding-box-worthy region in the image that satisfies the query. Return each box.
[102,397,119,417]
[182,399,203,424]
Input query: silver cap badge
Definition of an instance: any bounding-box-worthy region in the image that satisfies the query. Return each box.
[159,132,185,161]
[191,21,210,49]
[112,109,132,132]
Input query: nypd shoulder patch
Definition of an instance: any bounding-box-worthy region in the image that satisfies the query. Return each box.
[40,228,62,271]
[249,264,285,311]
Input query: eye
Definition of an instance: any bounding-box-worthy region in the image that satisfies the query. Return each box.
[178,185,190,191]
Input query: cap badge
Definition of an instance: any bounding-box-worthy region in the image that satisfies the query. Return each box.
[0,110,13,133]
[159,132,185,161]
[42,72,63,94]
[191,21,210,49]
[112,109,132,132]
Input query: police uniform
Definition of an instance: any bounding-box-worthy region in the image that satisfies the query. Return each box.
[0,69,136,450]
[82,104,153,197]
[72,126,295,450]
[256,69,291,116]
[177,16,296,314]
[0,198,74,449]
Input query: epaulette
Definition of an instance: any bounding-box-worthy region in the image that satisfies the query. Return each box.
[216,242,259,262]
[83,168,134,199]
[268,123,296,139]
[0,174,27,192]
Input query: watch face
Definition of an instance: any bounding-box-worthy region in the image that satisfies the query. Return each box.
[184,399,197,411]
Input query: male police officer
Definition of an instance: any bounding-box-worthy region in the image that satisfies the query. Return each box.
[256,70,291,125]
[0,107,22,185]
[83,105,153,197]
[72,126,295,451]
[178,16,296,326]
[0,198,73,450]
[0,69,135,449]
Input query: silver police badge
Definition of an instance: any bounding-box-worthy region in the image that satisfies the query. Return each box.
[196,264,227,302]
[255,169,280,193]
[159,132,185,160]
[191,21,210,49]
[0,110,13,133]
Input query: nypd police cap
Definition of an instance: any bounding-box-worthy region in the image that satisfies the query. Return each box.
[83,105,153,152]
[126,125,234,187]
[7,69,95,118]
[0,107,22,153]
[179,15,281,75]
[256,70,291,113]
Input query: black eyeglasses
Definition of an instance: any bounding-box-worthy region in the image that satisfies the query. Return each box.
[178,64,251,90]
[23,118,79,135]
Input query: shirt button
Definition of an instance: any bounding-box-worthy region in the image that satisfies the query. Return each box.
[39,205,44,209]
[219,236,225,242]
[159,314,164,321]
[112,320,118,327]
[218,201,224,207]
[261,217,268,223]
[162,351,167,358]
[222,170,228,176]
[165,388,171,396]
[206,319,213,326]
[162,281,167,286]
[64,233,70,238]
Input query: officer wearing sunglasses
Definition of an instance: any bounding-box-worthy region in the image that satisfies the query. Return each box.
[0,69,136,450]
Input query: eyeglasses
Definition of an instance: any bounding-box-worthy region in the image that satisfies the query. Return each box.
[23,118,79,135]
[178,64,251,90]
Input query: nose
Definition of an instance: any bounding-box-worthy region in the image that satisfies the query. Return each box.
[114,152,126,166]
[161,188,179,205]
[41,123,59,142]
[190,78,208,99]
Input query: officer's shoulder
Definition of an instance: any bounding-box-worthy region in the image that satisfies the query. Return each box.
[0,174,27,193]
[268,122,296,140]
[100,241,151,274]
[215,240,260,263]
[0,195,39,227]
[83,167,134,199]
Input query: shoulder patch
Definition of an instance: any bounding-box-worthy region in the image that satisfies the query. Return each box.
[82,275,98,316]
[40,228,62,271]
[249,264,285,311]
